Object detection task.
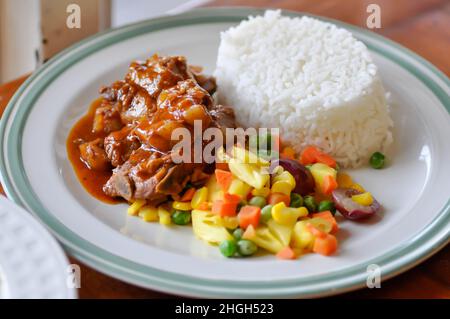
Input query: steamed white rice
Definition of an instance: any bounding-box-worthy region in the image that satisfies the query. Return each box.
[215,10,393,168]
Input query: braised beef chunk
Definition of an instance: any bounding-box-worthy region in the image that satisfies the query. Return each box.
[92,102,123,134]
[103,161,134,201]
[190,65,217,95]
[126,55,192,98]
[104,127,140,167]
[79,138,110,171]
[210,105,236,133]
[77,55,236,202]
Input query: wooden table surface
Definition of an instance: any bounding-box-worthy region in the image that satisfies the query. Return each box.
[1,0,449,298]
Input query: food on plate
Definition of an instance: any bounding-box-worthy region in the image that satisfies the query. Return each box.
[215,10,393,168]
[369,151,386,169]
[331,188,381,220]
[67,10,388,260]
[67,54,236,204]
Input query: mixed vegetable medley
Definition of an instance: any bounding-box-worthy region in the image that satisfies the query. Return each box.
[127,133,383,260]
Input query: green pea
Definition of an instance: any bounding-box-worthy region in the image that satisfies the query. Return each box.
[318,200,336,215]
[370,152,385,169]
[232,228,244,241]
[249,196,267,208]
[304,195,317,213]
[171,210,191,225]
[261,205,273,222]
[290,193,303,208]
[237,239,258,256]
[219,240,237,258]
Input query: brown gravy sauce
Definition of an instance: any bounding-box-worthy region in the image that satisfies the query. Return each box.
[66,98,121,204]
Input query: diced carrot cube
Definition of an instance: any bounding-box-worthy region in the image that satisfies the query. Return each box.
[215,169,233,192]
[322,175,338,195]
[215,162,229,171]
[306,223,327,239]
[300,146,321,165]
[268,192,290,206]
[180,188,196,201]
[238,205,261,229]
[212,200,237,217]
[313,234,338,256]
[223,193,241,204]
[276,247,297,260]
[316,153,336,168]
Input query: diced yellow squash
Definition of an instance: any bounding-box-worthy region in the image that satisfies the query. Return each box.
[191,210,233,244]
[228,179,252,199]
[173,201,192,211]
[267,219,292,247]
[230,146,269,166]
[228,158,270,189]
[138,206,159,222]
[158,207,171,225]
[205,175,224,202]
[242,225,256,240]
[337,172,353,188]
[351,192,373,206]
[252,226,285,254]
[271,202,308,226]
[272,171,296,188]
[310,163,337,191]
[271,181,293,195]
[127,199,146,216]
[291,221,315,251]
[217,216,239,230]
[251,187,271,198]
[191,187,208,209]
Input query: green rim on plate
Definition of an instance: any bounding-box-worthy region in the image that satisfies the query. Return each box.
[0,8,449,298]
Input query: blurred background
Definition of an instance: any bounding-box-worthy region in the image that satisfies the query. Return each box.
[0,0,449,83]
[0,0,209,84]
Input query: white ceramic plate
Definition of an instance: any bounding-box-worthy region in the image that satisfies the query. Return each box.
[0,8,449,298]
[0,196,76,298]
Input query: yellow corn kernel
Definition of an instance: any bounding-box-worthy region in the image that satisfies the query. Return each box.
[337,172,353,188]
[127,199,146,216]
[173,201,192,211]
[191,187,208,209]
[228,179,252,199]
[350,183,366,193]
[351,192,373,206]
[138,206,159,222]
[251,187,270,198]
[273,171,296,188]
[271,181,293,195]
[158,207,171,225]
[271,202,308,226]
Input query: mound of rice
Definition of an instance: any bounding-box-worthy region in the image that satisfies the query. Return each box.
[215,10,393,168]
